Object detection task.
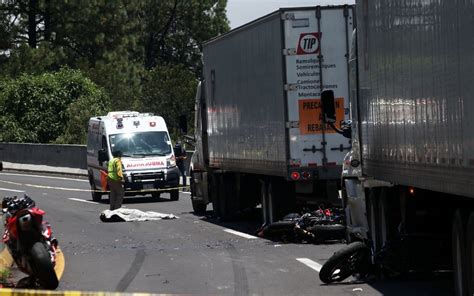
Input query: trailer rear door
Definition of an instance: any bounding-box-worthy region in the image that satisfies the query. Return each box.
[283,6,354,176]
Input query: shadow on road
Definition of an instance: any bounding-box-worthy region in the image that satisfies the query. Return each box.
[193,208,264,239]
[194,206,455,295]
[353,273,453,296]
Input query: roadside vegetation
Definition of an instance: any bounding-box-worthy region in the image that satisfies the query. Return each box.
[0,0,230,143]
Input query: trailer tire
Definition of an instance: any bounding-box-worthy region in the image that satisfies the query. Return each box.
[466,211,474,296]
[366,188,381,252]
[453,210,468,296]
[192,199,207,214]
[319,241,370,284]
[209,173,231,219]
[260,180,272,224]
[209,173,220,218]
[170,189,179,201]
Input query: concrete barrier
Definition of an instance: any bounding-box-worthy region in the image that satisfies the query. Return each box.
[0,142,194,175]
[0,142,87,169]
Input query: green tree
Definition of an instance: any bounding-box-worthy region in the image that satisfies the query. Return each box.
[42,0,145,108]
[0,68,109,144]
[141,64,197,139]
[142,0,229,74]
[0,0,231,143]
[0,44,67,77]
[0,0,145,108]
[140,0,229,139]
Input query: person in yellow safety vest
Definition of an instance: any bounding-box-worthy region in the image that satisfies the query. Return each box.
[107,150,124,210]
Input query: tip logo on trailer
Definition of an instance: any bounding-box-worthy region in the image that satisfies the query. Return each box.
[297,33,321,55]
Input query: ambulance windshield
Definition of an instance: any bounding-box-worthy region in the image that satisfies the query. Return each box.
[109,131,172,157]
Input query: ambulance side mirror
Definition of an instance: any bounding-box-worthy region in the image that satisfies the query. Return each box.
[98,149,109,164]
[321,90,336,124]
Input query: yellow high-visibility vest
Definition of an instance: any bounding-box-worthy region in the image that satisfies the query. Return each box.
[107,158,123,181]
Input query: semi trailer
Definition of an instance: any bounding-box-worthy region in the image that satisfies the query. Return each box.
[188,6,355,223]
[322,1,474,294]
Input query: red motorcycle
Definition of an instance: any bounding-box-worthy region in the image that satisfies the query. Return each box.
[2,195,59,289]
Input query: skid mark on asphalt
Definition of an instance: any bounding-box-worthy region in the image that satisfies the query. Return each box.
[296,258,322,272]
[226,243,249,296]
[116,248,146,292]
[224,229,258,240]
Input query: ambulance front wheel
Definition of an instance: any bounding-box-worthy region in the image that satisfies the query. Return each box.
[89,179,102,202]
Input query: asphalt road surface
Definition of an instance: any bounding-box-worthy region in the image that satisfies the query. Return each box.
[0,171,453,295]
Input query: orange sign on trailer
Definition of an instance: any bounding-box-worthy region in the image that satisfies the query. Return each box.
[298,98,345,135]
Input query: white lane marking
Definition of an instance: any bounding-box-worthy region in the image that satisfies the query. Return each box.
[0,172,88,182]
[182,192,191,195]
[68,198,99,204]
[296,258,322,272]
[223,229,258,239]
[0,179,91,192]
[0,187,25,193]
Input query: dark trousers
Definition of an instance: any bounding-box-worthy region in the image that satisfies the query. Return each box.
[177,163,186,187]
[108,179,124,210]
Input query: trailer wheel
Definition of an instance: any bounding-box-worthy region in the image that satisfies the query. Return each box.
[190,170,196,196]
[209,173,230,219]
[466,211,474,296]
[366,188,380,251]
[209,173,220,218]
[260,179,273,224]
[170,189,179,201]
[192,199,207,214]
[217,173,234,220]
[452,210,468,296]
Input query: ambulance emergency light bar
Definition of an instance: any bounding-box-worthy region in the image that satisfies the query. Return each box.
[107,111,155,119]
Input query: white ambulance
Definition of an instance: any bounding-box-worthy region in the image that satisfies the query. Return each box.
[86,111,180,202]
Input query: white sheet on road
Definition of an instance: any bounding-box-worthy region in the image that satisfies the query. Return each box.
[100,208,178,222]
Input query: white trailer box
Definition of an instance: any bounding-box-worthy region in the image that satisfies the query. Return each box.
[331,0,474,291]
[191,6,354,221]
[202,5,354,179]
[87,111,181,202]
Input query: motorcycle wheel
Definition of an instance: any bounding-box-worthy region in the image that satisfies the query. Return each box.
[308,224,346,241]
[30,242,59,290]
[319,241,370,284]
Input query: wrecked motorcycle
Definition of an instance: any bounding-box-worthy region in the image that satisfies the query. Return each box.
[256,207,346,243]
[319,232,451,284]
[2,195,59,289]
